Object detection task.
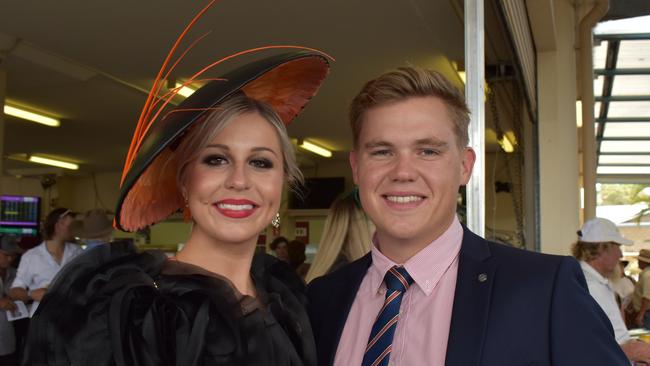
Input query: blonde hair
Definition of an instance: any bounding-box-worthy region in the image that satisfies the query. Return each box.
[305,194,373,283]
[175,92,303,192]
[571,241,617,262]
[349,66,470,149]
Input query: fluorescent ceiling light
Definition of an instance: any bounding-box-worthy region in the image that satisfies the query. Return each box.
[576,100,582,128]
[498,134,515,153]
[299,140,332,158]
[28,155,78,170]
[457,71,467,85]
[174,82,196,98]
[4,105,60,127]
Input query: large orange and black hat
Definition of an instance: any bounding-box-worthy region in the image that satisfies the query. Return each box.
[116,51,330,232]
[114,2,331,232]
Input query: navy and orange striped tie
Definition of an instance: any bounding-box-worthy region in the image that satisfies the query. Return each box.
[361,266,413,366]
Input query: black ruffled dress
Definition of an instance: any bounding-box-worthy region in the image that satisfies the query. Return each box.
[22,241,316,366]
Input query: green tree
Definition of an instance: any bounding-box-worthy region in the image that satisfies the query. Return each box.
[599,184,649,205]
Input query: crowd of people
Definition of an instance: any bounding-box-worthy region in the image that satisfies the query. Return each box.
[1,3,649,366]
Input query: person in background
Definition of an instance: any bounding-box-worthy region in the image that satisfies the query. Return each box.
[633,249,650,329]
[9,208,82,304]
[269,236,290,263]
[572,217,650,363]
[287,239,310,281]
[71,209,113,250]
[305,192,373,283]
[610,260,636,310]
[0,236,19,366]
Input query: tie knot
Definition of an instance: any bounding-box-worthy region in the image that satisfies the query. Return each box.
[384,266,413,292]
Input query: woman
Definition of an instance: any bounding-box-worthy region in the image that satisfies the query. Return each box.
[23,4,331,365]
[305,193,373,283]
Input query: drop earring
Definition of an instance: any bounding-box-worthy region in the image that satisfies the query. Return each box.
[183,196,191,221]
[271,213,281,228]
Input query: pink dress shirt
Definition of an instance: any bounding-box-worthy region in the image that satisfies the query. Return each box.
[333,216,462,366]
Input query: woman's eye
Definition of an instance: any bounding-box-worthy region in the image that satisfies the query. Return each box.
[202,155,227,166]
[250,158,274,169]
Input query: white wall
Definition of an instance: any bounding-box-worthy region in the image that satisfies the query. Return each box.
[536,0,581,255]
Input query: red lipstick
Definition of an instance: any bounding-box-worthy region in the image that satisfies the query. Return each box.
[214,199,258,219]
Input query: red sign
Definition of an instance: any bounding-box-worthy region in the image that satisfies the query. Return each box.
[295,221,309,243]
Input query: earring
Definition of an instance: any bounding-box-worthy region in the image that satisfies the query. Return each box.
[183,205,192,221]
[182,197,191,221]
[271,213,281,228]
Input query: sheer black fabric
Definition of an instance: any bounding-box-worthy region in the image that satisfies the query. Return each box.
[23,241,316,366]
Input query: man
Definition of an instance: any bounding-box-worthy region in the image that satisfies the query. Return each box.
[9,208,82,305]
[307,67,628,365]
[0,236,19,365]
[71,208,113,250]
[633,249,650,329]
[573,217,650,363]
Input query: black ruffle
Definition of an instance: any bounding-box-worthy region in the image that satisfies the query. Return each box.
[23,241,316,366]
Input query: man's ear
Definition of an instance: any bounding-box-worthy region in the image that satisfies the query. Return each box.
[349,151,359,185]
[460,147,476,184]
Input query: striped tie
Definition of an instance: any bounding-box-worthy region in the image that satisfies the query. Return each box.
[361,266,413,366]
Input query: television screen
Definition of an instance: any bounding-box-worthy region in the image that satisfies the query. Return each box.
[289,177,345,210]
[0,195,41,236]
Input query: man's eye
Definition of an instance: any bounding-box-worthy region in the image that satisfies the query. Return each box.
[370,149,392,157]
[420,149,439,156]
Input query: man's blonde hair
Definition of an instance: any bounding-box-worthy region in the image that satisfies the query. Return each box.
[349,66,470,148]
[571,241,617,262]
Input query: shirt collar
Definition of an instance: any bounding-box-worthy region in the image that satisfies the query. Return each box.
[369,216,463,296]
[580,261,608,286]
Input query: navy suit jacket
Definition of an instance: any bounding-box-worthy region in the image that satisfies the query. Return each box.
[307,227,628,365]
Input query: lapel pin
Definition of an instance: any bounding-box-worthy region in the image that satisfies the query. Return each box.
[478,273,488,283]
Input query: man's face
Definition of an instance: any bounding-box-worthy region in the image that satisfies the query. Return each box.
[0,250,15,269]
[350,96,475,248]
[57,215,76,241]
[599,244,623,277]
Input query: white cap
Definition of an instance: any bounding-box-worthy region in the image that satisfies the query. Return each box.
[579,217,633,246]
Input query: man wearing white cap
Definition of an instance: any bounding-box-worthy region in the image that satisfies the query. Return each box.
[632,249,650,328]
[572,217,650,363]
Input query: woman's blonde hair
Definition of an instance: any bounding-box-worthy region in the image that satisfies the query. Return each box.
[305,193,373,283]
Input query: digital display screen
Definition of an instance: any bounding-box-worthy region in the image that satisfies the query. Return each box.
[0,195,41,237]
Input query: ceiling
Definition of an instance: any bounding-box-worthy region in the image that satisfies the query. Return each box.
[593,16,650,179]
[0,0,515,177]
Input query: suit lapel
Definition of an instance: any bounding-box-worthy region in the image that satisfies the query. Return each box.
[321,253,371,366]
[445,228,496,366]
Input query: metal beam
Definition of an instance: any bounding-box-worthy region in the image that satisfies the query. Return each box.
[595,68,650,76]
[465,0,485,237]
[595,33,650,41]
[596,95,650,102]
[597,117,650,122]
[600,152,650,155]
[599,163,650,166]
[598,137,650,141]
